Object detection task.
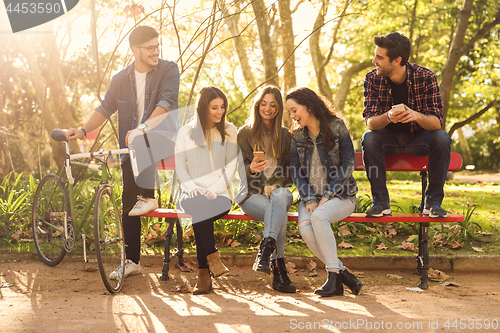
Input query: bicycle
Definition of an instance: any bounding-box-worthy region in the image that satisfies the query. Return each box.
[32,129,136,293]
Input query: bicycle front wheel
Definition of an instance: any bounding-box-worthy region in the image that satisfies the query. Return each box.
[94,185,125,293]
[32,174,69,266]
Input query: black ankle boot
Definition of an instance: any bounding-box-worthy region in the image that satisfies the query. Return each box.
[252,237,276,275]
[340,269,363,295]
[271,258,296,293]
[314,272,343,297]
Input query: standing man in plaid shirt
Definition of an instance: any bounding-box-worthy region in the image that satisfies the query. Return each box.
[361,32,451,218]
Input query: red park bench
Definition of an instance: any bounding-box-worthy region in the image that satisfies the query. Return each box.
[142,152,464,289]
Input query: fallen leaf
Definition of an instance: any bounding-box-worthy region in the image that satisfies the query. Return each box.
[386,228,397,238]
[178,260,196,272]
[339,225,351,236]
[407,235,417,242]
[338,241,354,249]
[183,228,194,238]
[449,240,464,249]
[472,247,484,252]
[387,274,403,279]
[397,241,416,251]
[176,282,192,293]
[366,227,376,233]
[481,230,492,236]
[308,269,318,277]
[85,266,98,272]
[376,243,388,250]
[285,262,297,274]
[441,281,461,287]
[429,268,449,282]
[230,240,241,247]
[356,235,366,239]
[306,260,317,271]
[406,287,424,292]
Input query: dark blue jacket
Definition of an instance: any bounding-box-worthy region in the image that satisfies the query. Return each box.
[96,59,180,159]
[290,118,358,205]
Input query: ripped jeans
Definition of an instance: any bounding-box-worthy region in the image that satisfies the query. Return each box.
[298,196,356,272]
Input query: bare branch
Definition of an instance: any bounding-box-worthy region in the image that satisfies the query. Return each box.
[448,100,500,137]
[291,0,305,14]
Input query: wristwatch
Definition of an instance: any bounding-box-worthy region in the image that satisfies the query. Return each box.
[137,123,149,134]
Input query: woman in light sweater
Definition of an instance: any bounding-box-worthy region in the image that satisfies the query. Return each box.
[237,86,295,293]
[175,86,238,294]
[287,87,363,297]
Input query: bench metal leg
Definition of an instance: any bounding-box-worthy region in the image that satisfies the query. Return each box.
[161,217,185,281]
[417,222,430,289]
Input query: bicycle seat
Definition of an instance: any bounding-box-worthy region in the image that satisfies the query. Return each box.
[51,129,69,142]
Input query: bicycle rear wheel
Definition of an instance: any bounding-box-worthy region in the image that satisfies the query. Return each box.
[32,174,69,266]
[94,185,125,293]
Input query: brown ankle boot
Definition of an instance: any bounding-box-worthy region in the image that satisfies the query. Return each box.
[207,251,229,278]
[193,268,212,295]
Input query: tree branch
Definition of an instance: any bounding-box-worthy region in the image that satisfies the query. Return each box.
[448,100,500,137]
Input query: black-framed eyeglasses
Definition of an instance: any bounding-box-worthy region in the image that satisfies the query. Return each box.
[136,44,160,53]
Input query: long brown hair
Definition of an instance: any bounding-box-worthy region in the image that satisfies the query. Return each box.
[244,86,284,158]
[285,87,342,152]
[191,86,228,146]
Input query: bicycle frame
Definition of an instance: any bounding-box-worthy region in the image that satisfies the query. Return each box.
[44,141,130,250]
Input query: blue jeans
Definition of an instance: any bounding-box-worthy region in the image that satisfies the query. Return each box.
[361,128,451,206]
[298,197,356,272]
[239,188,293,259]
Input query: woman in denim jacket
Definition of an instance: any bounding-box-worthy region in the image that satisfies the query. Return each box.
[237,86,295,293]
[286,87,363,297]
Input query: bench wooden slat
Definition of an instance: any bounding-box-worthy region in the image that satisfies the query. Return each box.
[143,209,464,223]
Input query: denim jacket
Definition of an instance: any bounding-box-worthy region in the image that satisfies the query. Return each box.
[290,118,358,205]
[95,59,180,156]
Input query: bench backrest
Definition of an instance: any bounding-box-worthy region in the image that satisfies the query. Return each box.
[156,152,463,172]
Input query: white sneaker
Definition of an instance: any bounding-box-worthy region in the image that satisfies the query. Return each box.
[128,195,158,216]
[108,259,142,280]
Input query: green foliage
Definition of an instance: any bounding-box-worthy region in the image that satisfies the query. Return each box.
[0,173,36,239]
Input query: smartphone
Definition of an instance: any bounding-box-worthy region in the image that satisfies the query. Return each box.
[391,103,406,115]
[253,151,265,162]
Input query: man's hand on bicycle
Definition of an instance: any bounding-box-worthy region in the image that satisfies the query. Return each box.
[65,128,85,141]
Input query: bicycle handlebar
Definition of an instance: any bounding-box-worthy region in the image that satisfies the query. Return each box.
[51,129,135,184]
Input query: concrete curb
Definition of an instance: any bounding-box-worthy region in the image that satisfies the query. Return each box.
[3,252,499,273]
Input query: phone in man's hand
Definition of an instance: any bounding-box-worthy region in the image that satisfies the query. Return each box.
[391,103,406,115]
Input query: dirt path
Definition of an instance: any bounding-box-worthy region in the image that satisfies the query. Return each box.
[1,259,499,333]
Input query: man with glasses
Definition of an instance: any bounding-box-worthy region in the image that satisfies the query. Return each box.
[65,26,180,279]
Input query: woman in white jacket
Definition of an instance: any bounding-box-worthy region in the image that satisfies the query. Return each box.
[175,86,238,294]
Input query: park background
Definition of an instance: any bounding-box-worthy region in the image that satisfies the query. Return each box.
[0,0,499,255]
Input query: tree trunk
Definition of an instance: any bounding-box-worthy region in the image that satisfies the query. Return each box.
[439,0,473,127]
[251,0,279,87]
[334,60,373,111]
[278,0,295,127]
[218,0,256,91]
[309,1,332,101]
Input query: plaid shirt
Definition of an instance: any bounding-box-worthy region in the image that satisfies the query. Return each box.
[363,63,443,136]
